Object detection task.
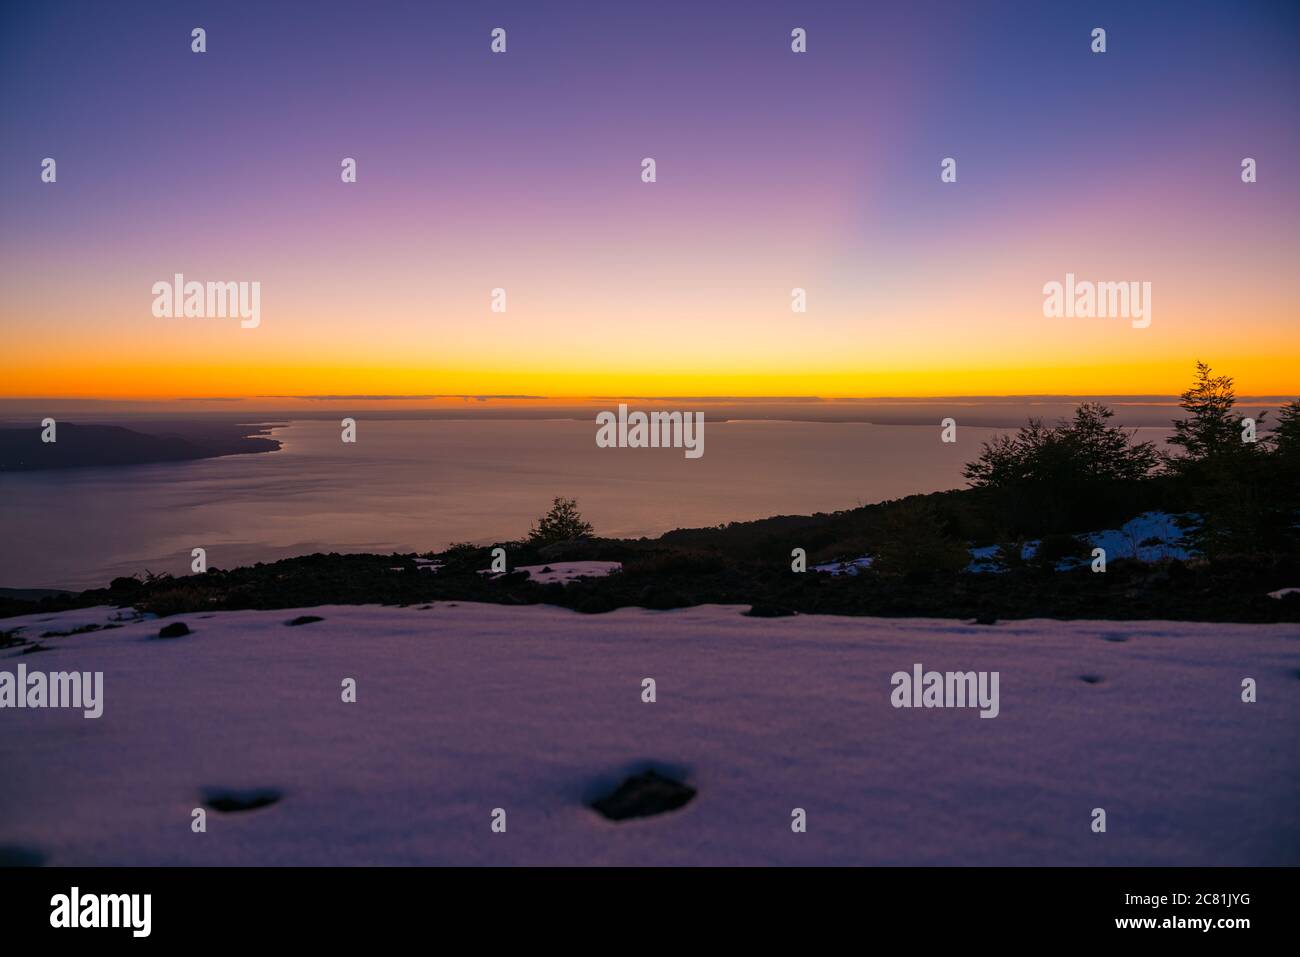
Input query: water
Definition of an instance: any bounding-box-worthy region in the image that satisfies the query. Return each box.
[0,419,1170,590]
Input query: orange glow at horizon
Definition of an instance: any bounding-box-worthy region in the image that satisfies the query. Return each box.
[5,352,1299,403]
[5,207,1297,402]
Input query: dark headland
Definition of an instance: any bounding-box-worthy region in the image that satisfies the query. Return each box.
[0,422,280,472]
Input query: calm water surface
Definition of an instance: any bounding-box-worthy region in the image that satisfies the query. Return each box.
[0,419,1170,590]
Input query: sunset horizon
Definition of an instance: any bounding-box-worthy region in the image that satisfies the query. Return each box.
[2,0,1297,921]
[4,2,1297,404]
[5,361,1300,403]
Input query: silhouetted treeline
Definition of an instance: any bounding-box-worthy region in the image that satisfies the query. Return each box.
[962,361,1299,560]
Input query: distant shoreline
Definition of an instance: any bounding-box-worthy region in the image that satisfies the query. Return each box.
[1,396,1295,430]
[0,422,281,473]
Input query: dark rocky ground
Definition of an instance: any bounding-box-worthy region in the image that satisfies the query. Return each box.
[1,538,1296,624]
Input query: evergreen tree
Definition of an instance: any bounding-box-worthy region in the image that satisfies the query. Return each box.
[1165,361,1261,471]
[1163,365,1291,561]
[528,497,594,545]
[1267,399,1300,474]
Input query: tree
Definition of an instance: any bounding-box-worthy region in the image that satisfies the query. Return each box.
[962,420,1049,489]
[528,497,594,545]
[963,402,1158,489]
[1165,361,1260,471]
[1267,399,1300,475]
[1163,365,1293,561]
[962,403,1159,534]
[1056,402,1161,482]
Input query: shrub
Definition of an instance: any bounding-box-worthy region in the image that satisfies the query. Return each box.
[995,541,1028,569]
[622,550,724,577]
[437,541,486,573]
[869,502,970,576]
[1034,533,1090,566]
[137,585,217,617]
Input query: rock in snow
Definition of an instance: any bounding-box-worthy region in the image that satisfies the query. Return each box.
[0,602,1296,865]
[589,770,696,821]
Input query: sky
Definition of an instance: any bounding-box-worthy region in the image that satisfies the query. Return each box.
[2,0,1297,401]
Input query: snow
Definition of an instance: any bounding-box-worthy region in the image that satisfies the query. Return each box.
[481,560,621,584]
[982,511,1194,572]
[813,557,873,576]
[968,512,1197,572]
[1082,511,1195,563]
[826,512,1196,576]
[1,602,1296,865]
[814,510,1197,575]
[390,559,444,572]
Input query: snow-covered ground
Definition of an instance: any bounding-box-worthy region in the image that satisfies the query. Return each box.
[510,561,621,584]
[969,511,1195,571]
[814,556,873,575]
[476,560,621,584]
[820,511,1195,575]
[1083,511,1195,562]
[1,602,1296,866]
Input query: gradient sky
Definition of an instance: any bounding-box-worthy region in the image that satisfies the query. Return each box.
[2,0,1297,399]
